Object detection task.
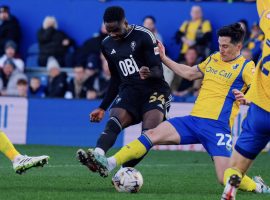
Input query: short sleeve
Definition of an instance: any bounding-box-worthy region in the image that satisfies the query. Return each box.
[197,56,212,74]
[179,21,188,32]
[202,20,212,33]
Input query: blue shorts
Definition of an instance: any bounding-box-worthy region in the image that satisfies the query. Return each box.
[168,116,232,157]
[235,103,270,160]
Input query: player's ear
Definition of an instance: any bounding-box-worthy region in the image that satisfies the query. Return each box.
[238,43,242,51]
[124,19,128,27]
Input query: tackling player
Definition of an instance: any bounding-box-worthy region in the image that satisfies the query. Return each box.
[77,6,171,170]
[86,22,270,194]
[0,130,49,174]
[221,0,270,199]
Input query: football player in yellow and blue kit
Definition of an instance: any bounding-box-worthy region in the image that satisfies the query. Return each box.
[222,0,270,199]
[85,23,270,194]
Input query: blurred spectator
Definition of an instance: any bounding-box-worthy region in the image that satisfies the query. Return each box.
[0,58,27,96]
[16,79,28,97]
[171,47,201,102]
[175,5,212,62]
[75,23,107,68]
[93,53,111,99]
[28,77,46,98]
[143,15,174,86]
[0,40,24,72]
[241,48,253,60]
[46,57,67,98]
[66,65,93,99]
[0,5,21,56]
[244,22,264,63]
[84,54,101,100]
[37,16,74,66]
[143,15,163,42]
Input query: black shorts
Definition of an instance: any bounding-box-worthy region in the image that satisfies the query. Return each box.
[111,85,171,124]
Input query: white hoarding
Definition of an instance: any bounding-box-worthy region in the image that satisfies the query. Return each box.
[0,97,28,144]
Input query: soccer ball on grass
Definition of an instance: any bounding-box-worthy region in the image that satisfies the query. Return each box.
[112,167,143,193]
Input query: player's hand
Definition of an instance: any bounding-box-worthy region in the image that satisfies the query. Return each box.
[232,89,250,105]
[157,40,166,60]
[139,66,151,79]
[90,108,105,123]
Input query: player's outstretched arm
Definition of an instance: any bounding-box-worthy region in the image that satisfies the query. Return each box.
[158,42,203,81]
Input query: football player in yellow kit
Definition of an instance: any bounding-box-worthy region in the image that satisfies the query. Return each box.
[221,0,270,199]
[0,130,49,174]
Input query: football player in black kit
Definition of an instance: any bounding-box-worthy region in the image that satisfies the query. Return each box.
[77,6,171,176]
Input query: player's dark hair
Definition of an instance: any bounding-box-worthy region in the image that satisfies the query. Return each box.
[103,6,125,23]
[217,23,245,44]
[143,15,156,24]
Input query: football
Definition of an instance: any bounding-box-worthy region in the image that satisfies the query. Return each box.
[112,167,143,193]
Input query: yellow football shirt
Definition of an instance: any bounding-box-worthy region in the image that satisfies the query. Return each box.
[179,19,212,54]
[191,52,254,128]
[245,9,270,112]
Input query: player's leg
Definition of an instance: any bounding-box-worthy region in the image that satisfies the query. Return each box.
[95,108,133,155]
[0,130,20,161]
[122,90,171,167]
[88,116,200,177]
[122,109,164,167]
[196,118,259,194]
[0,130,49,174]
[213,156,258,193]
[221,104,270,199]
[77,107,133,171]
[77,87,141,171]
[112,115,200,170]
[86,120,180,177]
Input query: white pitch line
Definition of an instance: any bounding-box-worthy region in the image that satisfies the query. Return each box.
[0,163,211,169]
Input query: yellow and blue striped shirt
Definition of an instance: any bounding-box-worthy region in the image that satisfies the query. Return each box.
[191,52,254,128]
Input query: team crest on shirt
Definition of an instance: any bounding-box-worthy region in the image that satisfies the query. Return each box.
[131,41,136,51]
[232,64,239,70]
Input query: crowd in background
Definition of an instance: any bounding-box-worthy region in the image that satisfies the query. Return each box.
[0,2,264,102]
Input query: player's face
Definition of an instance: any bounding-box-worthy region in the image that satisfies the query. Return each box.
[105,20,129,40]
[218,36,242,62]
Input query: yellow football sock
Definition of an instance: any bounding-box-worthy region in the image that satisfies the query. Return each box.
[114,139,147,166]
[224,168,256,192]
[239,175,257,192]
[0,131,20,161]
[224,168,243,184]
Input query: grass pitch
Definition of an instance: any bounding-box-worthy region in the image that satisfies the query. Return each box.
[0,145,269,200]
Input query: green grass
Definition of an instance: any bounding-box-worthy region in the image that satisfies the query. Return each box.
[0,145,269,200]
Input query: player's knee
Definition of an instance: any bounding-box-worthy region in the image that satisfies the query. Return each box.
[104,116,122,134]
